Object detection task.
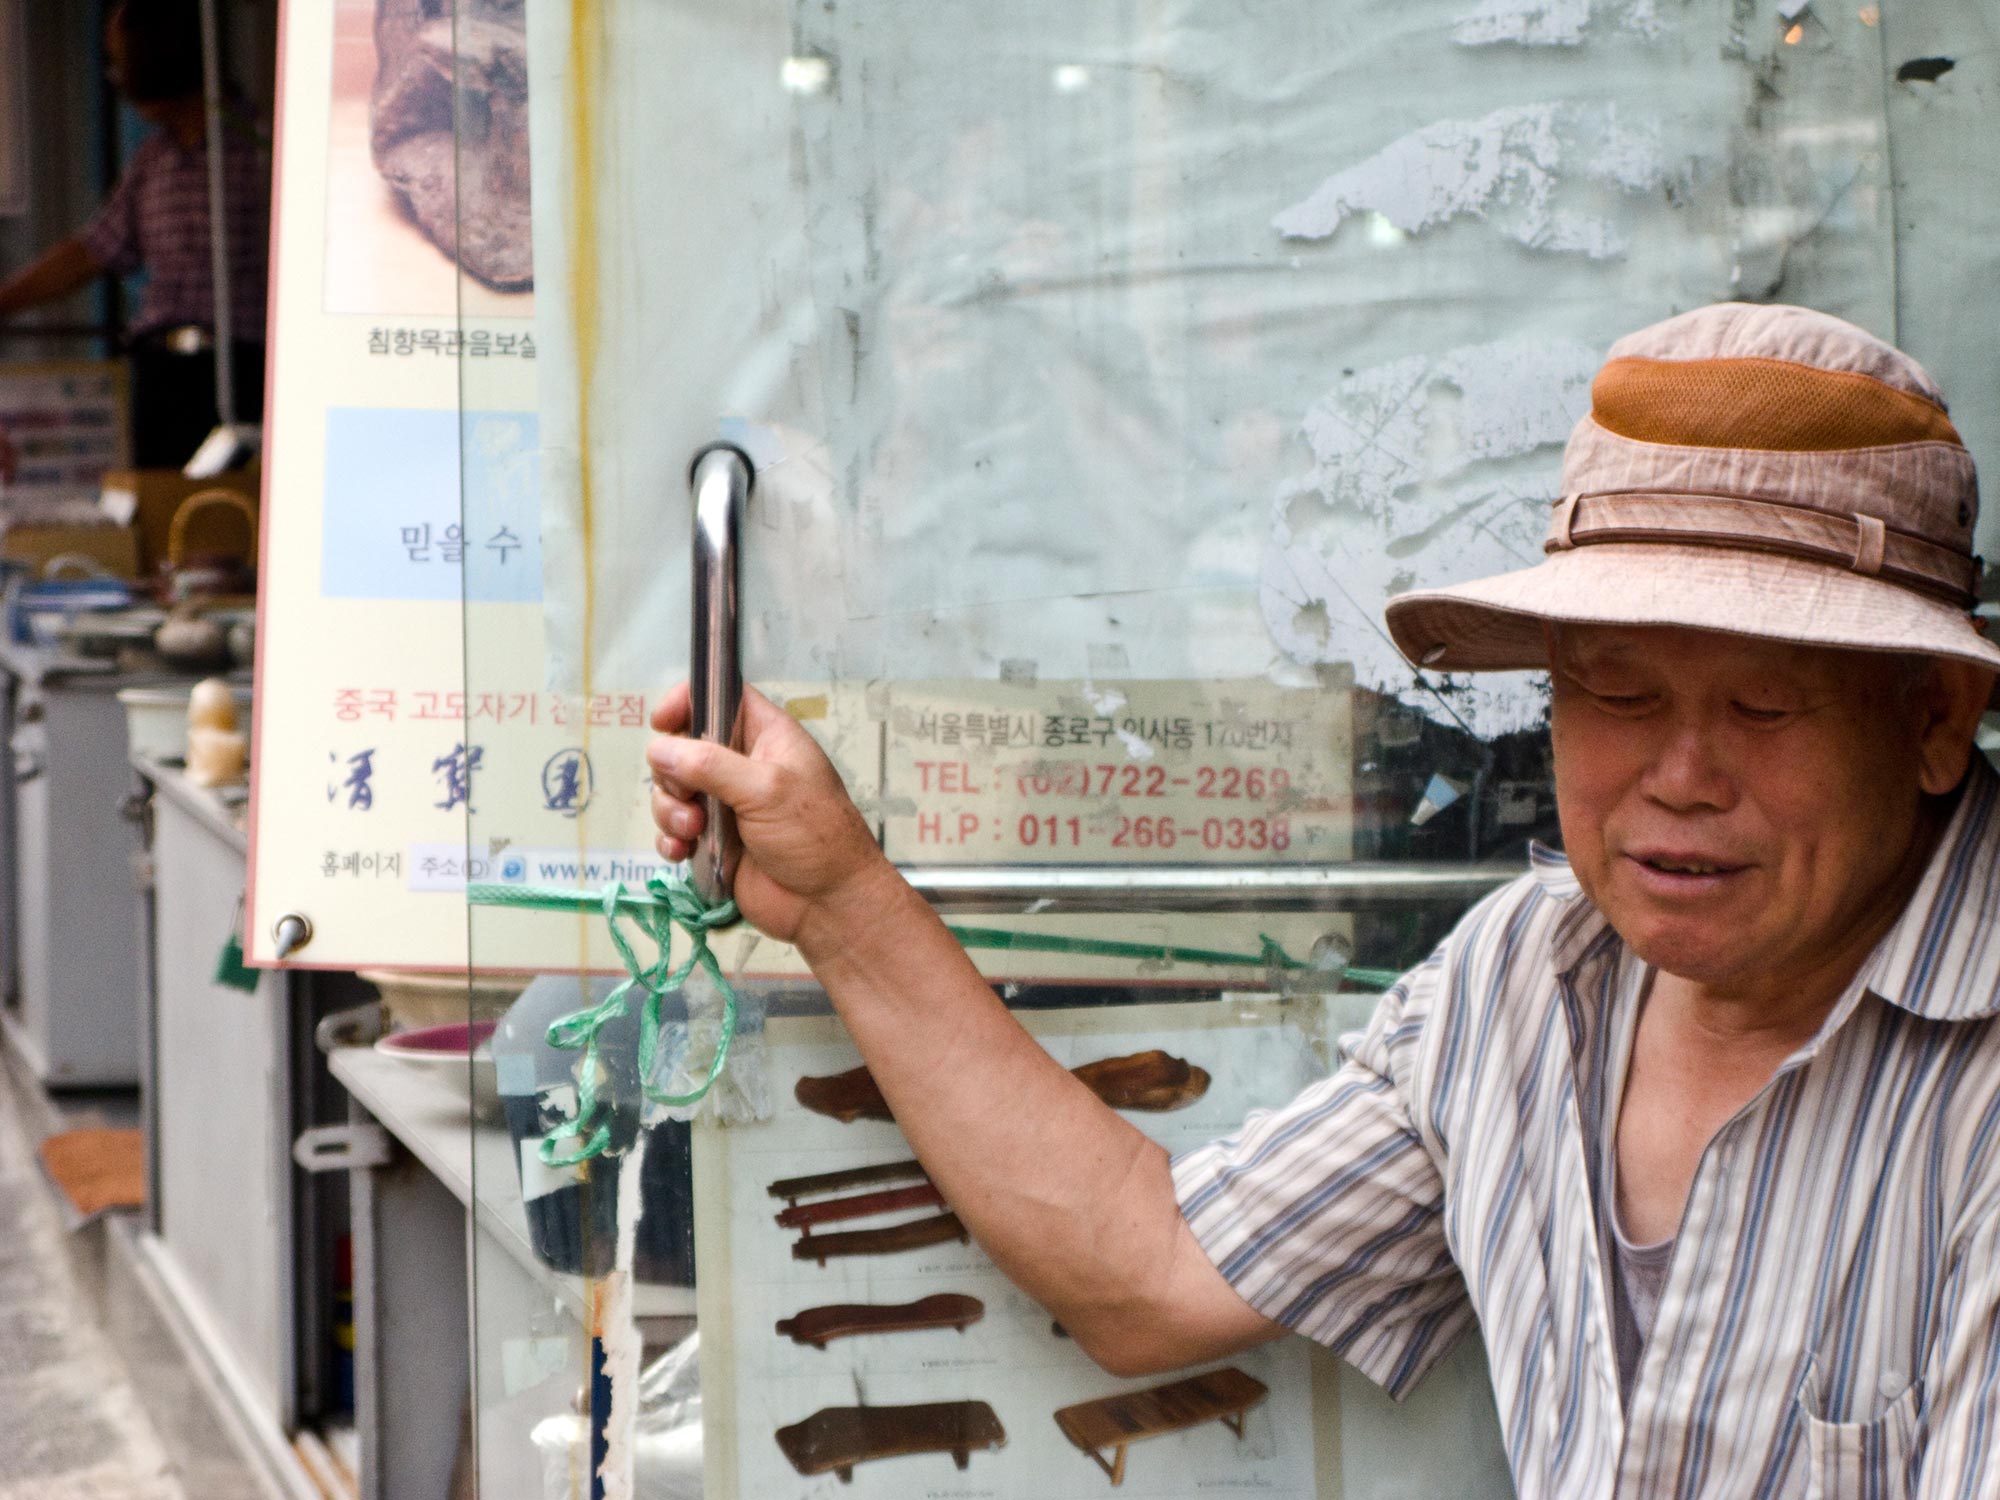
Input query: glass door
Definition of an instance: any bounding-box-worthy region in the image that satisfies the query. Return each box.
[448,1,1905,1495]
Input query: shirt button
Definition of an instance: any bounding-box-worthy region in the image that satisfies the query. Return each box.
[1586,1320,1602,1348]
[1881,1371,1905,1398]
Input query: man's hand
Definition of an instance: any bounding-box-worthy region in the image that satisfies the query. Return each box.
[647,684,895,946]
[646,679,1282,1376]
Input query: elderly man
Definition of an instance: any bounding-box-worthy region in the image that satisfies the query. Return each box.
[648,304,2000,1496]
[0,0,268,467]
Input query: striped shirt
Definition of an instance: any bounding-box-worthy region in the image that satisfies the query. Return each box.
[1175,756,2000,1498]
[80,122,269,340]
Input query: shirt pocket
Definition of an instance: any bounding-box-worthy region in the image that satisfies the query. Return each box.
[1796,1372,1921,1500]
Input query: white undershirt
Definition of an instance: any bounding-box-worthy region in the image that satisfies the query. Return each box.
[1607,966,1677,1407]
[1608,1188,1675,1405]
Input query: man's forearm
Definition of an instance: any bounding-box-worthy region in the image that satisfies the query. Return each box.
[795,867,1279,1373]
[0,238,102,319]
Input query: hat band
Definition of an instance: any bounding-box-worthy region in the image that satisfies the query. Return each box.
[1544,491,1980,609]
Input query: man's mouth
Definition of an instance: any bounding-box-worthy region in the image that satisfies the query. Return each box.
[1626,851,1748,881]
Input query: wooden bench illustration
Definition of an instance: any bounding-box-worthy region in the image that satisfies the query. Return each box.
[767,1158,927,1203]
[774,1400,1006,1482]
[774,1181,945,1232]
[1053,1367,1269,1487]
[775,1293,985,1348]
[796,1049,1210,1123]
[791,1211,968,1265]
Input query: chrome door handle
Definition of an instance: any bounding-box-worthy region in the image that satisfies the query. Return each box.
[688,444,753,904]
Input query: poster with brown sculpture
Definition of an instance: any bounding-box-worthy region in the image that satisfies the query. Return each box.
[325,0,533,315]
[693,1003,1332,1498]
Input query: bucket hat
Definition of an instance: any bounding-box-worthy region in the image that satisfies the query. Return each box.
[1383,303,2000,676]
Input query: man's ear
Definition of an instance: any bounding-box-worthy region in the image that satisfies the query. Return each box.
[1917,659,1995,796]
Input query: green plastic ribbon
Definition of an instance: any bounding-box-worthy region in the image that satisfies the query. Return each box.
[467,875,740,1166]
[1333,965,1401,991]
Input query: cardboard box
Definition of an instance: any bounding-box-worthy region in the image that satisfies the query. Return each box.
[98,463,260,574]
[0,522,140,579]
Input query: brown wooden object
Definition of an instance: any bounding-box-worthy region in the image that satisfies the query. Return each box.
[775,1182,946,1231]
[775,1400,1005,1482]
[767,1158,927,1202]
[1053,1366,1268,1487]
[795,1049,1210,1124]
[793,1065,892,1122]
[791,1212,969,1266]
[775,1293,985,1348]
[1071,1049,1211,1111]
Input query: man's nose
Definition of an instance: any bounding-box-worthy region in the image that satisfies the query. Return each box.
[1638,720,1736,812]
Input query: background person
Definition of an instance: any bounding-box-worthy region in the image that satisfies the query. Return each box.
[649,304,2000,1496]
[0,0,268,468]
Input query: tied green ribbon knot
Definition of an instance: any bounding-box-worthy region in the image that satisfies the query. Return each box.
[467,875,741,1166]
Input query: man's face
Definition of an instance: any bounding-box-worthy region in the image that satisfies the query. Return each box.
[1549,625,1964,998]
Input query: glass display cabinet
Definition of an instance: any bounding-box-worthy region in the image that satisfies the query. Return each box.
[419,1,1996,1495]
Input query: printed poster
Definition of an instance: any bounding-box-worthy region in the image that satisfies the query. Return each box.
[249,0,552,967]
[693,1002,1340,1499]
[694,996,1515,1498]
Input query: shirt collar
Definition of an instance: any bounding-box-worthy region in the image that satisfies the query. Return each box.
[1858,754,2000,1021]
[1527,840,1613,978]
[1530,755,2000,1023]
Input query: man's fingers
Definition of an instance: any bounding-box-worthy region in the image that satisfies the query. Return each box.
[646,733,776,812]
[737,685,794,745]
[651,784,704,841]
[649,680,693,734]
[646,744,696,802]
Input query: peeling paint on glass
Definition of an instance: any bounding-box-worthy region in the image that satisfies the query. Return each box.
[502,0,1949,743]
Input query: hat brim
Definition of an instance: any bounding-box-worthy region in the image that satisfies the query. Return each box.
[1384,543,2000,676]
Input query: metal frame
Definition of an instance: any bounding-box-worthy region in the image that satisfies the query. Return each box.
[195,0,237,428]
[898,861,1518,913]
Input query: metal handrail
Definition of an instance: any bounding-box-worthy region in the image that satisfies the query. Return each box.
[898,861,1519,913]
[688,444,753,904]
[196,0,236,428]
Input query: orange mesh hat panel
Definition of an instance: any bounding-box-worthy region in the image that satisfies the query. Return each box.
[1591,356,1964,451]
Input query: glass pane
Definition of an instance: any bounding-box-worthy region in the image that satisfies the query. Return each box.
[452,2,1906,1496]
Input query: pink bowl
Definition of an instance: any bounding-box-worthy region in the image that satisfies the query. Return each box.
[376,1019,497,1058]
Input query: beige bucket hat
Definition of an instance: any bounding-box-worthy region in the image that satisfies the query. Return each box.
[1384,303,2000,677]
